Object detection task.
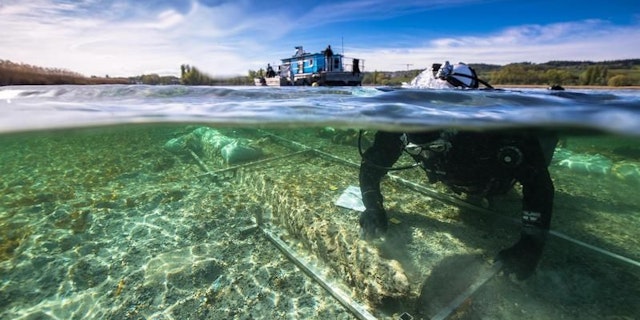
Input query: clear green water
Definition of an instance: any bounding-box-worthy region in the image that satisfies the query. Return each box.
[1,124,639,319]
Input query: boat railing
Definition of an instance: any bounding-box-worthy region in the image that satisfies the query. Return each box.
[338,56,364,73]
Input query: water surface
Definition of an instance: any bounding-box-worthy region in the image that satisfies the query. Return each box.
[1,85,639,319]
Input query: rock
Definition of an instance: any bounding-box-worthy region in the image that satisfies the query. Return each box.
[163,137,187,153]
[195,127,235,158]
[612,161,640,184]
[221,141,263,164]
[554,148,613,175]
[164,127,263,164]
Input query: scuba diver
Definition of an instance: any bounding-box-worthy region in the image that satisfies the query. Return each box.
[359,62,556,280]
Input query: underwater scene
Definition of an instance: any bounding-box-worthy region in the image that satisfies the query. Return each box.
[1,85,639,320]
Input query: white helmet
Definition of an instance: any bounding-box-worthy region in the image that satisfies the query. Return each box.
[436,61,478,88]
[406,61,492,89]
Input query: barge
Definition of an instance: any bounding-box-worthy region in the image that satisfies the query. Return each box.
[255,45,364,86]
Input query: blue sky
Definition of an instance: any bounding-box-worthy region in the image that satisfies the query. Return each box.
[1,0,638,77]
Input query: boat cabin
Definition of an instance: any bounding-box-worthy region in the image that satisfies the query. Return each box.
[283,46,345,74]
[255,45,364,86]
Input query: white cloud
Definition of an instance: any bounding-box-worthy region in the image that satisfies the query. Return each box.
[297,0,478,27]
[154,9,185,29]
[353,20,640,71]
[0,0,291,77]
[1,1,638,77]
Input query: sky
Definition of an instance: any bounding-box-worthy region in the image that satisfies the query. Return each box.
[1,0,639,77]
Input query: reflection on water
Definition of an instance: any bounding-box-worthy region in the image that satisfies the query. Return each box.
[0,124,638,319]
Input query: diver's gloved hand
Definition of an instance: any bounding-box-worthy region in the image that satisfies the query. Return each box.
[359,208,388,240]
[496,233,545,280]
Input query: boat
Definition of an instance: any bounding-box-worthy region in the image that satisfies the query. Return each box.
[254,45,364,86]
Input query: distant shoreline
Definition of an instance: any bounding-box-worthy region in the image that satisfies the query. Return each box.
[362,84,640,90]
[493,84,640,90]
[3,83,640,90]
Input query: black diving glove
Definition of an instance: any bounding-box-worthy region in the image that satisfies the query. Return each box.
[359,208,388,240]
[496,233,546,280]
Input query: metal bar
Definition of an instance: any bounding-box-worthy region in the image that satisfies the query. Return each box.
[430,261,503,320]
[385,174,499,217]
[261,226,378,320]
[257,131,640,270]
[187,146,378,319]
[188,148,213,173]
[257,130,313,151]
[195,149,311,178]
[311,148,361,168]
[243,130,640,320]
[549,230,640,268]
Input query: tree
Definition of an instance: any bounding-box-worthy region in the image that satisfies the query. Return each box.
[180,64,215,85]
[0,58,127,85]
[544,69,573,85]
[608,74,633,86]
[490,64,539,84]
[580,66,609,85]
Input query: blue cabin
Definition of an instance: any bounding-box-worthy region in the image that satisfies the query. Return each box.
[255,45,364,86]
[281,46,345,74]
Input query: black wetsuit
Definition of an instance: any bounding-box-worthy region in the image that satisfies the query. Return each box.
[359,130,557,278]
[324,46,334,71]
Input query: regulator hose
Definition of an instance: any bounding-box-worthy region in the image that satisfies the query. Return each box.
[357,130,421,171]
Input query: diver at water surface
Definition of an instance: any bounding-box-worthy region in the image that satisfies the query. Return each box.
[359,62,556,279]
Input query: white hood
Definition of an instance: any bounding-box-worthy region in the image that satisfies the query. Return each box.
[404,61,478,89]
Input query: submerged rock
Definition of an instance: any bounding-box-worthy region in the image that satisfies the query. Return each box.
[553,147,640,185]
[612,161,640,184]
[221,141,263,165]
[557,153,613,174]
[163,136,188,153]
[164,127,263,165]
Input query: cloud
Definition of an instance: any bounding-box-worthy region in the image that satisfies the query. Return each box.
[1,1,638,77]
[297,0,480,27]
[353,20,640,71]
[0,0,291,76]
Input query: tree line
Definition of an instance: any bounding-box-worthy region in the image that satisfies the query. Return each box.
[2,58,639,87]
[480,62,636,86]
[180,64,252,85]
[363,59,640,87]
[0,59,254,86]
[0,59,128,86]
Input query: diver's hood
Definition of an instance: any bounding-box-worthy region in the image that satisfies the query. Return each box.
[405,61,481,89]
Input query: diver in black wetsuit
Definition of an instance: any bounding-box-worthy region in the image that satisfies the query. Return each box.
[359,129,557,279]
[359,62,557,279]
